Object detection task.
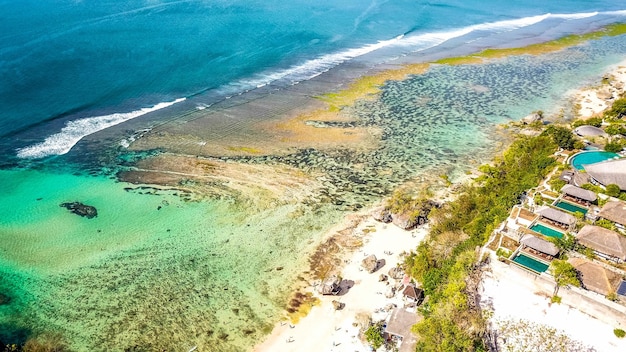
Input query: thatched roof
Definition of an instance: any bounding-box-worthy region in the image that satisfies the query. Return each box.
[561,184,597,202]
[568,258,621,296]
[585,158,626,190]
[537,206,577,226]
[597,201,626,226]
[574,125,607,137]
[362,254,378,273]
[575,225,626,261]
[402,284,424,301]
[385,308,420,339]
[520,235,559,256]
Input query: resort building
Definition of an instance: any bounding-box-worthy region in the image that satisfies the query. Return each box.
[585,158,626,191]
[536,206,577,231]
[573,125,608,138]
[575,225,626,262]
[597,201,626,229]
[561,184,597,205]
[568,257,621,296]
[384,308,420,352]
[520,234,559,259]
[402,284,424,306]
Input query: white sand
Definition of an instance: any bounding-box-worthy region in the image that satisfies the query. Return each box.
[254,217,427,352]
[576,60,626,119]
[480,256,626,352]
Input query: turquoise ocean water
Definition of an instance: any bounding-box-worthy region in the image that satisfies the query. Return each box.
[2,1,626,350]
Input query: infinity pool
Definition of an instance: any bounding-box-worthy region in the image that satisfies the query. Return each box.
[570,151,619,170]
[529,223,564,239]
[513,253,549,273]
[554,200,587,215]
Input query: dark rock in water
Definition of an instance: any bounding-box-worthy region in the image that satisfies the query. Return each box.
[0,293,10,305]
[60,202,98,219]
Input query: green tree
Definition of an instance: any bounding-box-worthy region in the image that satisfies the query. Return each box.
[604,142,624,153]
[572,117,603,128]
[605,184,622,197]
[549,233,576,253]
[550,260,580,296]
[605,98,626,119]
[605,124,626,136]
[542,125,577,150]
[364,322,385,350]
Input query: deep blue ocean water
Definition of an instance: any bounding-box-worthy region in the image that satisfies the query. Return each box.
[1,0,625,160]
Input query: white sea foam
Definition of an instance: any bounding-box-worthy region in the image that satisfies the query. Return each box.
[221,34,405,93]
[220,11,611,94]
[16,98,185,159]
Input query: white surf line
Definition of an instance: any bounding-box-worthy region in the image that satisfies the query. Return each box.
[16,98,185,159]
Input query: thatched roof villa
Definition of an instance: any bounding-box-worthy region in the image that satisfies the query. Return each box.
[575,225,626,262]
[568,257,621,296]
[561,184,597,204]
[537,206,577,229]
[597,200,626,227]
[573,125,608,137]
[520,234,559,257]
[585,158,626,191]
[384,308,420,352]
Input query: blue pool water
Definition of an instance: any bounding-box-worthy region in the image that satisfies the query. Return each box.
[530,223,565,239]
[570,151,619,170]
[554,200,588,214]
[513,253,549,273]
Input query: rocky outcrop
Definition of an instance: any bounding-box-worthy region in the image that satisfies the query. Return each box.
[362,254,378,273]
[521,112,543,125]
[372,206,392,223]
[390,199,439,230]
[60,202,98,219]
[332,300,344,310]
[388,266,404,280]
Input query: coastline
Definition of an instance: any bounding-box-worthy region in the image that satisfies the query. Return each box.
[252,39,626,352]
[3,21,626,351]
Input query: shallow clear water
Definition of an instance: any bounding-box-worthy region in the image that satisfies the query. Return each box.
[2,2,626,351]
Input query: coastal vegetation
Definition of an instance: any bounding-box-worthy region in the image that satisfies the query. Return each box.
[549,260,581,297]
[404,133,558,351]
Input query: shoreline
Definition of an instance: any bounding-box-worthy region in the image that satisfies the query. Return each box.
[1,20,624,348]
[252,41,626,352]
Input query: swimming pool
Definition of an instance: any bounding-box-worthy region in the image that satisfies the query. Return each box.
[529,223,564,239]
[570,151,619,170]
[513,253,549,273]
[554,200,587,215]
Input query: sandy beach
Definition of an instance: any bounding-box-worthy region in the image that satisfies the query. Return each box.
[480,256,626,352]
[254,215,427,352]
[575,59,626,119]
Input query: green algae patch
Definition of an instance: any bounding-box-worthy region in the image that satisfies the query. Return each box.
[318,63,430,109]
[435,22,626,65]
[226,146,263,155]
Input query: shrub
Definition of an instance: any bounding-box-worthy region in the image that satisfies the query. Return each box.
[365,322,385,350]
[604,142,624,153]
[605,124,626,135]
[605,184,621,197]
[614,328,626,338]
[496,248,512,259]
[542,125,577,150]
